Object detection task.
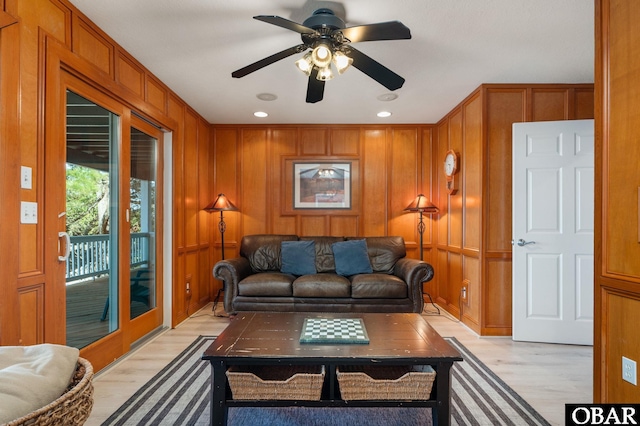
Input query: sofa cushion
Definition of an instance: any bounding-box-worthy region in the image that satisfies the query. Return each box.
[238,273,294,296]
[351,274,408,299]
[351,236,406,273]
[240,234,299,272]
[332,239,373,276]
[300,236,345,273]
[281,241,317,276]
[292,274,351,297]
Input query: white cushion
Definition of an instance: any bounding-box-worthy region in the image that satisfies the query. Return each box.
[0,344,79,423]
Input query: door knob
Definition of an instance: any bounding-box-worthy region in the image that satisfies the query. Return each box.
[516,239,535,247]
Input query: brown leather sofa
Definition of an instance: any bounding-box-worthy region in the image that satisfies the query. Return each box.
[213,234,434,315]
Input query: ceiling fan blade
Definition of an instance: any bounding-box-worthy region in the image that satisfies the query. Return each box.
[232,44,307,78]
[254,15,316,34]
[347,47,405,91]
[306,68,325,103]
[340,21,411,43]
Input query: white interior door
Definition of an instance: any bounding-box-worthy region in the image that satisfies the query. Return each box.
[512,119,594,345]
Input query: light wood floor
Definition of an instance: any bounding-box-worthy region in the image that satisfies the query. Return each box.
[87,304,592,426]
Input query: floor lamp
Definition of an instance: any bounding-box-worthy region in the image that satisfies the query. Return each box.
[404,194,440,314]
[204,193,238,316]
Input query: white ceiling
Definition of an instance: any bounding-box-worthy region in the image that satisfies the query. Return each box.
[67,0,594,125]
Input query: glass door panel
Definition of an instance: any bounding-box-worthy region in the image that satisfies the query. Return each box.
[129,127,157,319]
[65,90,120,349]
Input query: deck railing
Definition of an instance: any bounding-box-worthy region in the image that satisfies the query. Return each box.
[66,233,151,282]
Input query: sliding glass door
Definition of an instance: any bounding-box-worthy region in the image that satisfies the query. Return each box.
[61,79,163,357]
[65,91,120,348]
[128,118,163,341]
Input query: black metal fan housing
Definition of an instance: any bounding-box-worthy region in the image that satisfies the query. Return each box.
[231,8,411,103]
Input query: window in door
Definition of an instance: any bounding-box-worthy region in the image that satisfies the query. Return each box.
[129,127,158,319]
[65,90,120,348]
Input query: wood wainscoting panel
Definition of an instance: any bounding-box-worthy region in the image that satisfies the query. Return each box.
[299,128,328,156]
[18,284,44,345]
[388,128,420,244]
[183,109,199,248]
[462,94,482,252]
[604,290,640,402]
[185,251,198,314]
[240,129,269,236]
[270,128,297,233]
[300,215,328,236]
[435,248,449,306]
[329,215,358,237]
[116,52,144,98]
[198,248,211,304]
[146,75,168,114]
[574,88,595,120]
[462,254,480,328]
[168,95,185,249]
[272,216,297,236]
[484,257,512,335]
[485,89,525,252]
[603,0,640,279]
[172,253,187,326]
[330,128,360,156]
[420,127,435,246]
[71,15,114,76]
[361,129,387,236]
[448,109,463,249]
[595,0,640,402]
[436,120,449,247]
[197,118,210,246]
[28,0,71,47]
[531,89,568,121]
[0,9,21,345]
[446,251,463,320]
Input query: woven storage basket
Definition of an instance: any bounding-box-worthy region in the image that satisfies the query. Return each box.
[226,365,325,400]
[336,364,436,401]
[5,357,94,426]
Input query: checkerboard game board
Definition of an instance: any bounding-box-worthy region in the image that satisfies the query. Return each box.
[299,318,370,344]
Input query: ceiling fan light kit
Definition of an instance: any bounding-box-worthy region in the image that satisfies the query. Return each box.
[232,8,411,103]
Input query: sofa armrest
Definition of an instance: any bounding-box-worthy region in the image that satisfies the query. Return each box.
[213,257,252,314]
[393,258,435,313]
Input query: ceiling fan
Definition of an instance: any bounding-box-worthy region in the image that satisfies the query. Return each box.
[231,8,411,103]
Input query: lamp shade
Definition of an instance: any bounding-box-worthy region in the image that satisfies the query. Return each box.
[404,194,439,213]
[203,193,238,212]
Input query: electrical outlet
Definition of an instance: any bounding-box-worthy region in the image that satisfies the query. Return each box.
[623,356,637,385]
[461,286,467,300]
[186,274,192,294]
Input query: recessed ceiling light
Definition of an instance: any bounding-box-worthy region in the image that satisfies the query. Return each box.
[377,93,398,102]
[256,93,278,101]
[377,111,392,118]
[254,111,268,118]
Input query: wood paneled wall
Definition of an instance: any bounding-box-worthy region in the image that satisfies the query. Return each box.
[434,84,594,335]
[595,0,640,403]
[0,0,212,356]
[210,125,436,267]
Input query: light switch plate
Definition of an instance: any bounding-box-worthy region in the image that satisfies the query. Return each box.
[20,201,37,224]
[21,166,33,189]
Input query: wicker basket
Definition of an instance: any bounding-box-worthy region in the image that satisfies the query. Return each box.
[336,364,436,401]
[5,357,94,426]
[226,365,325,400]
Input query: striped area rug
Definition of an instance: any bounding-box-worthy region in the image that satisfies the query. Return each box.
[102,335,550,426]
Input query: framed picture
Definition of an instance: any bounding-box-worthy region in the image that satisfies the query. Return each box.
[293,162,351,209]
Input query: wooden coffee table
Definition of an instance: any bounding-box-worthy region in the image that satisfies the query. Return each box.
[202,312,462,425]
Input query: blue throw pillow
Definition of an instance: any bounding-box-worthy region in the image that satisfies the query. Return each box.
[331,239,373,276]
[280,241,317,276]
